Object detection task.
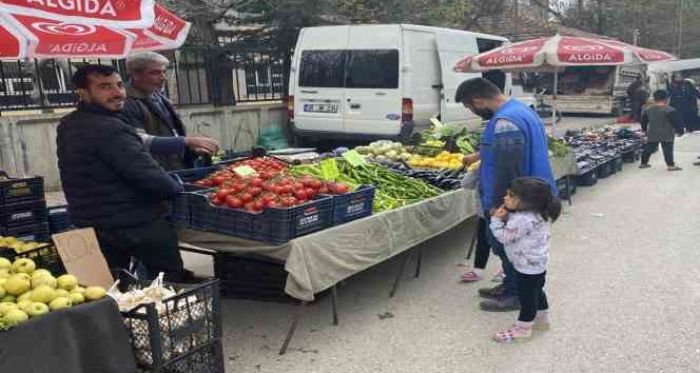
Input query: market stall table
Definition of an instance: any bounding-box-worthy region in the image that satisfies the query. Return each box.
[0,298,137,373]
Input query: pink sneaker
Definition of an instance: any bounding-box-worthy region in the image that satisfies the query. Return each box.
[460,270,483,282]
[492,324,532,343]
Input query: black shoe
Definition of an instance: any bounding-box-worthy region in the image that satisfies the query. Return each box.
[478,284,506,299]
[639,164,651,169]
[479,295,521,312]
[164,269,211,284]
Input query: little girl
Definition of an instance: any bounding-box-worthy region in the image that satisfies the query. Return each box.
[489,177,561,343]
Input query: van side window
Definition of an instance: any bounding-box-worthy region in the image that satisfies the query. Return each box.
[346,50,399,89]
[299,50,347,88]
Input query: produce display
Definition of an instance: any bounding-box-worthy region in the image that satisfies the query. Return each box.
[407,151,464,170]
[548,136,571,157]
[0,236,50,254]
[354,141,412,163]
[0,257,107,330]
[564,128,642,172]
[386,163,466,190]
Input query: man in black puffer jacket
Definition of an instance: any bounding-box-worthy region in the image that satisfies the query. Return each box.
[57,64,186,280]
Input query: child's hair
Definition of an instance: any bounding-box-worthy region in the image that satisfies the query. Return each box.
[509,177,562,222]
[653,89,669,102]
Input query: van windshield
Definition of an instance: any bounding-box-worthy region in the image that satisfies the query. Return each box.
[299,49,399,89]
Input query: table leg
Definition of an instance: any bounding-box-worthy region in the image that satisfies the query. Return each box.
[566,176,573,206]
[389,252,410,298]
[331,285,339,326]
[414,247,422,279]
[465,223,478,260]
[279,301,307,355]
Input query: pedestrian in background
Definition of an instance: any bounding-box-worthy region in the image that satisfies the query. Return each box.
[668,73,700,133]
[640,90,684,171]
[627,74,649,123]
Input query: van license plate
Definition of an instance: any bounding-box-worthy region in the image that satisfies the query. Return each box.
[304,104,338,113]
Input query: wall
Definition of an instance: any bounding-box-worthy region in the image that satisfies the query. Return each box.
[0,103,287,191]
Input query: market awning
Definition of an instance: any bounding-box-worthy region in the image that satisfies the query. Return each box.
[0,0,156,28]
[454,35,675,72]
[0,2,190,60]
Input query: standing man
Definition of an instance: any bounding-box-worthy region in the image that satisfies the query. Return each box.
[121,51,219,170]
[627,75,649,123]
[57,64,189,282]
[668,73,700,133]
[456,78,556,312]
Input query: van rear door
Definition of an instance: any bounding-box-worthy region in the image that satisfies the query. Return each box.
[435,32,481,124]
[294,27,350,133]
[343,26,403,136]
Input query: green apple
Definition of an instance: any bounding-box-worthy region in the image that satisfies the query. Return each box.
[17,300,33,313]
[31,274,57,289]
[3,308,29,326]
[0,278,7,287]
[17,291,32,303]
[4,274,30,296]
[56,274,78,291]
[0,302,18,315]
[0,257,11,271]
[1,295,16,303]
[30,286,56,304]
[32,269,52,278]
[54,289,70,298]
[84,286,107,301]
[71,286,85,295]
[0,269,11,279]
[49,297,72,310]
[68,292,85,305]
[0,285,5,299]
[26,302,49,318]
[11,258,36,275]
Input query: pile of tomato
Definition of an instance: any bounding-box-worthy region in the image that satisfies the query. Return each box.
[194,158,351,213]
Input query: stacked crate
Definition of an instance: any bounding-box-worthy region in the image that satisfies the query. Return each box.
[0,172,49,243]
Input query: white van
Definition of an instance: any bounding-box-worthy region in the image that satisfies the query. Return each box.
[287,24,510,142]
[648,58,700,92]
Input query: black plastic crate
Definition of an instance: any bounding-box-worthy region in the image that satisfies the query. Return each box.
[166,186,213,228]
[596,161,614,179]
[0,199,47,228]
[47,205,72,234]
[213,253,295,302]
[556,177,576,199]
[118,273,223,372]
[327,185,375,226]
[622,149,640,163]
[251,196,333,245]
[190,191,333,244]
[0,172,44,206]
[613,156,624,172]
[576,168,598,187]
[2,222,50,243]
[0,243,66,275]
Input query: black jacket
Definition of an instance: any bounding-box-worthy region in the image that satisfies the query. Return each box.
[120,84,197,170]
[57,103,182,230]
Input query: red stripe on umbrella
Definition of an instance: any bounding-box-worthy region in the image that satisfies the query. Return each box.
[0,0,156,28]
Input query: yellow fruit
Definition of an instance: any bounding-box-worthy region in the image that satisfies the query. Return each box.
[69,292,85,305]
[31,285,57,304]
[56,275,79,291]
[31,275,57,289]
[84,286,107,301]
[49,297,72,310]
[3,308,29,326]
[4,274,31,296]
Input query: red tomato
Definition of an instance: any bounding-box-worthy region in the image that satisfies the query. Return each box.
[252,201,264,211]
[266,201,278,208]
[262,194,276,203]
[305,188,317,198]
[248,187,263,197]
[250,178,264,187]
[294,190,308,200]
[212,176,227,186]
[244,202,256,212]
[335,184,350,194]
[318,185,330,194]
[282,185,294,195]
[216,189,232,200]
[309,179,322,190]
[232,183,246,193]
[225,196,243,209]
[211,196,224,206]
[240,193,254,203]
[293,182,305,190]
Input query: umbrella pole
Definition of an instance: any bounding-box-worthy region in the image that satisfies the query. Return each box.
[552,66,559,133]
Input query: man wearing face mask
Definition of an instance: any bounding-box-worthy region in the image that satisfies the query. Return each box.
[56,64,191,282]
[456,78,556,312]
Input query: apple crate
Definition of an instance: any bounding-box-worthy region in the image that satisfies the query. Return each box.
[47,205,72,234]
[0,244,66,275]
[0,200,48,229]
[0,172,45,206]
[116,273,223,372]
[1,222,50,244]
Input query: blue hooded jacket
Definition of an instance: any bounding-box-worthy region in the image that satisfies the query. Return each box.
[478,99,556,211]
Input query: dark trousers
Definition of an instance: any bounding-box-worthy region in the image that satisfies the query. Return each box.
[474,217,491,270]
[641,141,675,166]
[95,217,184,280]
[631,98,644,122]
[486,217,518,296]
[517,271,549,322]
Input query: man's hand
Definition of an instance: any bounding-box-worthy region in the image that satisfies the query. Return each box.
[492,205,508,221]
[185,137,220,155]
[462,153,480,168]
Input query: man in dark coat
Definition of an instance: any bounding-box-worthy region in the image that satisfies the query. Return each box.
[627,75,649,122]
[668,74,700,133]
[56,64,189,281]
[121,52,219,170]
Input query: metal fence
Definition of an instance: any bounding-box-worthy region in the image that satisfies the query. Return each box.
[0,45,289,114]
